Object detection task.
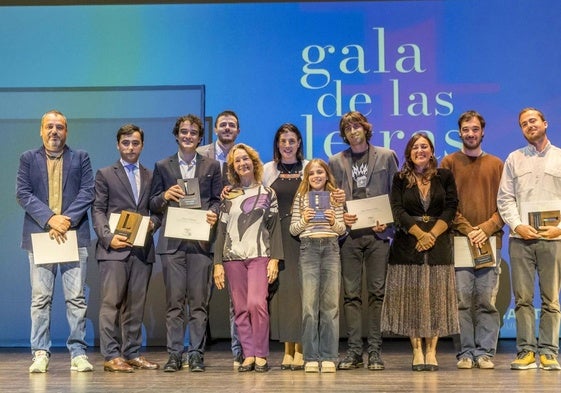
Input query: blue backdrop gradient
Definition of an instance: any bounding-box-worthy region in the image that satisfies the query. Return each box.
[1,1,560,345]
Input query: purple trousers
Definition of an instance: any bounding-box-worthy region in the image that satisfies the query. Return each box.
[224,257,270,358]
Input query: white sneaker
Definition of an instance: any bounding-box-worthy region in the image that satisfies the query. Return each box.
[305,361,319,373]
[476,356,495,369]
[71,355,94,372]
[457,357,474,369]
[29,350,49,373]
[321,361,336,373]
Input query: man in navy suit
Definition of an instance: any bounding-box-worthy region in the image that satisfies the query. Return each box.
[150,114,222,372]
[92,124,161,373]
[16,110,95,373]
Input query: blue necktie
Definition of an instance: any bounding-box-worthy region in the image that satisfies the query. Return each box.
[125,164,139,203]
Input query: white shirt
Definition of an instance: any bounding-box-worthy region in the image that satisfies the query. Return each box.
[178,152,197,179]
[497,141,561,239]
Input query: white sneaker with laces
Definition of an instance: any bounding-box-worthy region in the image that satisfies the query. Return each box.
[321,361,336,373]
[29,350,49,373]
[457,357,474,369]
[305,361,319,373]
[476,356,495,369]
[71,354,94,372]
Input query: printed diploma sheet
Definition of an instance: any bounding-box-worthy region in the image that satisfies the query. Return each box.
[164,207,210,241]
[346,194,393,230]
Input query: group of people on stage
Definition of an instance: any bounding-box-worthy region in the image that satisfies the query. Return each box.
[16,106,561,375]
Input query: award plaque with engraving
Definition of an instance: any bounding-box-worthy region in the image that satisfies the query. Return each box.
[309,191,330,223]
[177,178,202,209]
[114,210,142,244]
[528,210,561,231]
[469,241,495,270]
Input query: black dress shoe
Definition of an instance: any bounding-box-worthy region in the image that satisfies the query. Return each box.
[424,363,439,371]
[290,364,304,371]
[255,362,269,373]
[338,353,363,370]
[411,363,425,372]
[163,353,182,372]
[238,362,255,372]
[189,353,205,372]
[367,351,385,370]
[181,352,189,369]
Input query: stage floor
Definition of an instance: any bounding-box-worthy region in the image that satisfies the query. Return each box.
[1,339,560,392]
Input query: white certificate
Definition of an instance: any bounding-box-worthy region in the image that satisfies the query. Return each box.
[454,236,497,268]
[164,207,211,241]
[108,213,151,247]
[346,194,394,230]
[31,230,79,264]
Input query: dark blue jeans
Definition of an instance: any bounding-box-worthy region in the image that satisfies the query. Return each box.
[299,237,341,362]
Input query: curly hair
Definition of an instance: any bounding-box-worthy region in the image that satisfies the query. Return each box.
[171,114,204,146]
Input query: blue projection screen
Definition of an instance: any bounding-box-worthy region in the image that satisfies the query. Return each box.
[2,0,561,345]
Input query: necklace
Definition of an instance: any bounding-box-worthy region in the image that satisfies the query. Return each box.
[279,162,297,173]
[279,161,301,180]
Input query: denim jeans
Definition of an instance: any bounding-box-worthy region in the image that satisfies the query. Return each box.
[510,238,561,355]
[340,233,389,355]
[455,253,501,360]
[299,237,341,362]
[28,247,88,358]
[229,298,243,358]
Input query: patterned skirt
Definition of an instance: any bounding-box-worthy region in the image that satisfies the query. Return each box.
[381,263,459,338]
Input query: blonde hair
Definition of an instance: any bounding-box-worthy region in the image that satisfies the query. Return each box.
[226,143,263,186]
[295,158,341,206]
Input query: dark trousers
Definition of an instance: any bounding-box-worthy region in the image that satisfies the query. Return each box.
[340,233,389,355]
[99,255,152,361]
[161,241,213,355]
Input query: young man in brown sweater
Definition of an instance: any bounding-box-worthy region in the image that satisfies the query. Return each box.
[441,110,504,369]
